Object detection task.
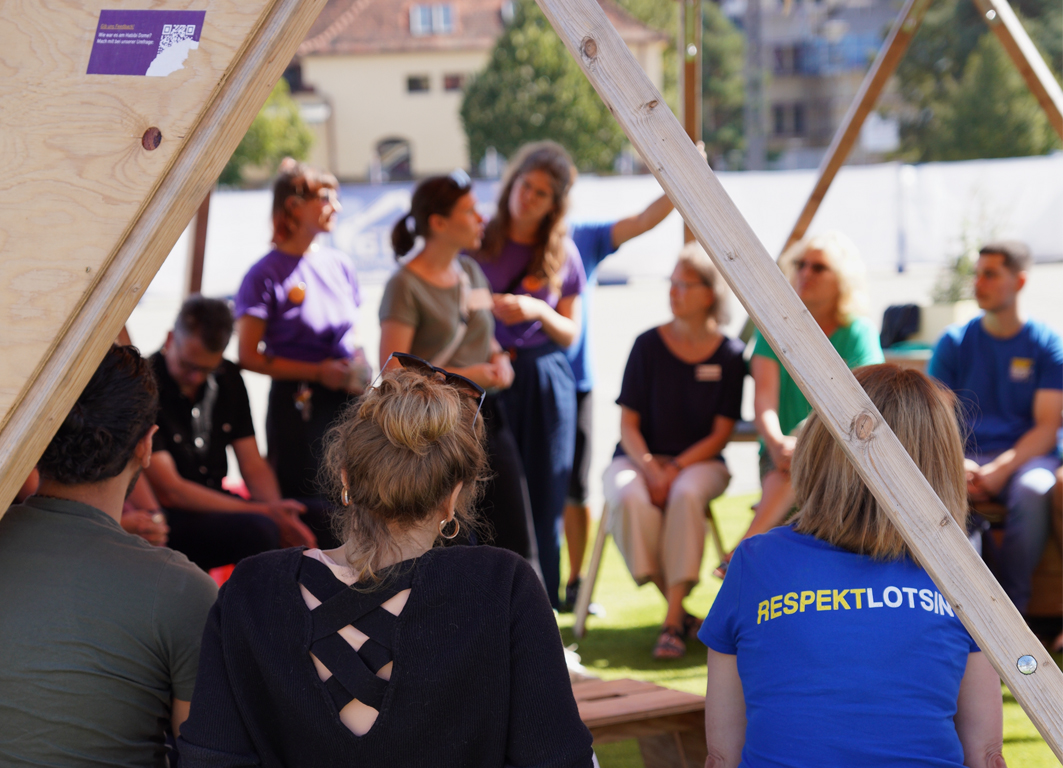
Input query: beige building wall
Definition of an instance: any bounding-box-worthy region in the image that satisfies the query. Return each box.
[302,42,665,180]
[303,50,489,180]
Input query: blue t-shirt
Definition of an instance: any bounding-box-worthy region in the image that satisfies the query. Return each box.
[928,317,1063,454]
[614,330,746,459]
[568,222,618,392]
[699,527,979,768]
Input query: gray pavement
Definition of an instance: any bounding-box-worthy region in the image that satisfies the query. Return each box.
[125,261,1063,518]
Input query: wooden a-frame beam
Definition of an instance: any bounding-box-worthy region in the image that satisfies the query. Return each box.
[782,0,932,252]
[785,0,1062,251]
[534,0,1063,756]
[0,0,327,510]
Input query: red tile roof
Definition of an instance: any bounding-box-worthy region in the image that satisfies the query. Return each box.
[298,0,667,57]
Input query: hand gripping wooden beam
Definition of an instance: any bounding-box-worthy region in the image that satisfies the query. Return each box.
[533,0,1063,756]
[0,0,326,510]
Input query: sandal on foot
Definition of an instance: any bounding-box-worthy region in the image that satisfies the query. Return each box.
[681,612,703,640]
[653,626,686,660]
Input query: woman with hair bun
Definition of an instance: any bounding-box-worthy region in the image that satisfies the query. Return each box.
[379,172,538,566]
[701,365,1004,767]
[234,159,369,547]
[475,141,586,608]
[718,230,884,576]
[178,365,594,768]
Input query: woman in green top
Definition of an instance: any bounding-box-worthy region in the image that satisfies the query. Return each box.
[717,231,883,575]
[380,172,538,568]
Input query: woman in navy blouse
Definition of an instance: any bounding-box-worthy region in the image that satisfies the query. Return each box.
[603,242,746,659]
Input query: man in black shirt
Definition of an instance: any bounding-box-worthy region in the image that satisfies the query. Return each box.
[144,296,317,570]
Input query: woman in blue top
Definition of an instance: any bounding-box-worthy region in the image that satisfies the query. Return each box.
[475,141,586,608]
[604,243,746,659]
[701,364,1004,767]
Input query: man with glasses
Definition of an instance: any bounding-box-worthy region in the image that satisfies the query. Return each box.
[143,296,316,571]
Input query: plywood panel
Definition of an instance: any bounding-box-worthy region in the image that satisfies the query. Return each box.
[0,0,327,506]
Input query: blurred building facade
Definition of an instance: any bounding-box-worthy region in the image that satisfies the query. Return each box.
[287,0,667,181]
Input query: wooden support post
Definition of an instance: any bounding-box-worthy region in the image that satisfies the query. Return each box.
[534,0,1063,756]
[187,191,211,296]
[678,0,702,243]
[782,0,932,252]
[0,0,328,510]
[968,0,1063,140]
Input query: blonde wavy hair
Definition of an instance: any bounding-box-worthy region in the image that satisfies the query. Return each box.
[320,369,486,584]
[779,231,870,325]
[789,365,967,560]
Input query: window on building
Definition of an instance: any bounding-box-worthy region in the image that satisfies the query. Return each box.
[410,4,455,35]
[773,104,787,136]
[443,74,465,92]
[407,75,430,93]
[773,47,788,75]
[793,103,806,136]
[377,138,412,180]
[792,44,805,74]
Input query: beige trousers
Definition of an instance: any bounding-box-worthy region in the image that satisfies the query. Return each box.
[603,456,730,589]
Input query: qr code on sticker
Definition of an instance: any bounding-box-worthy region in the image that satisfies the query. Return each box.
[158,24,196,55]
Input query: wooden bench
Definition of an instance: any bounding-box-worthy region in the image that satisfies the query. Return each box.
[574,678,707,768]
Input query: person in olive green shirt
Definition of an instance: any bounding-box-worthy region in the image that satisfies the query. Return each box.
[0,345,217,767]
[717,231,883,575]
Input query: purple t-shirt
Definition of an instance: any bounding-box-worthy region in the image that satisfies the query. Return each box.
[234,247,360,363]
[477,238,586,350]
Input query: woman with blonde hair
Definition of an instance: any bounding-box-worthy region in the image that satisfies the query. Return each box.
[604,243,746,658]
[178,361,594,766]
[475,141,586,608]
[716,230,883,576]
[701,364,1004,766]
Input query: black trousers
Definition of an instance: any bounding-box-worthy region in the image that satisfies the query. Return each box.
[165,507,279,571]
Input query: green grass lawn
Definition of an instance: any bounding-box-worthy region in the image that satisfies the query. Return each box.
[557,493,1061,767]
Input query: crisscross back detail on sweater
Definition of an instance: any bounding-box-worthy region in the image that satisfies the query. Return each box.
[298,554,413,722]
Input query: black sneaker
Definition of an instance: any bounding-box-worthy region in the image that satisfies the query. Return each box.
[559,577,605,616]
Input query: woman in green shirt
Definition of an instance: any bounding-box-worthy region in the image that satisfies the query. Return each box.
[717,231,883,576]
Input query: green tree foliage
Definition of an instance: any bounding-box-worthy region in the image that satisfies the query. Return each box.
[461,0,625,172]
[220,79,315,185]
[895,0,1061,161]
[701,1,745,168]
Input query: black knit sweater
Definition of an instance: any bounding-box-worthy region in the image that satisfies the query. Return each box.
[178,546,594,767]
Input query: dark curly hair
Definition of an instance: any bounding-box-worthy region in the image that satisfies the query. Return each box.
[38,345,159,485]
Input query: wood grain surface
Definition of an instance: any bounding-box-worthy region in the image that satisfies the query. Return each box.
[0,0,327,509]
[535,0,1063,757]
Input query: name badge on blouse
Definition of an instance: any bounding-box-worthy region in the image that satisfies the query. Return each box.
[1009,357,1033,382]
[287,281,307,306]
[465,287,493,312]
[695,364,722,382]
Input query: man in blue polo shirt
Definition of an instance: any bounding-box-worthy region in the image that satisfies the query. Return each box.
[561,191,676,610]
[929,241,1063,614]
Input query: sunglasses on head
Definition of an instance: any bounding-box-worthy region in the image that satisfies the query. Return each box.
[374,352,486,422]
[448,168,472,190]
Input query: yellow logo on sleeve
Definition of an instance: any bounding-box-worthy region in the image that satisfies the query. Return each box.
[757,586,955,624]
[1009,358,1033,382]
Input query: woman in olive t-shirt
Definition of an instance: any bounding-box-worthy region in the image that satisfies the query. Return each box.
[379,173,539,568]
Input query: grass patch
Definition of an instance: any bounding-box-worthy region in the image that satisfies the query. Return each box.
[558,493,1060,766]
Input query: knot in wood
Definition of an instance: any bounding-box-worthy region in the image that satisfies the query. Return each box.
[581,37,598,60]
[142,127,162,151]
[852,412,875,441]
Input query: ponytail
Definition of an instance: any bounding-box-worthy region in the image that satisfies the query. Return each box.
[391,214,417,258]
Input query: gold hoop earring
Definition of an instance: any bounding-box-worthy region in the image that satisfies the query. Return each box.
[340,487,351,507]
[439,518,460,540]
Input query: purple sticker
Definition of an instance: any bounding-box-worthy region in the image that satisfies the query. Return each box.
[87,10,205,77]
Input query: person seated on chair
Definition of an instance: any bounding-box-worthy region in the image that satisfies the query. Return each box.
[928,241,1062,615]
[717,230,883,576]
[602,242,746,659]
[0,345,218,766]
[145,295,317,571]
[178,360,594,767]
[702,364,1005,767]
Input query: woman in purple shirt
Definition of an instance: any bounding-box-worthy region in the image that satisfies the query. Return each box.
[234,160,367,547]
[475,141,586,608]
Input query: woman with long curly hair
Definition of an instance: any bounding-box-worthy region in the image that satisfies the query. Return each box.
[474,141,586,608]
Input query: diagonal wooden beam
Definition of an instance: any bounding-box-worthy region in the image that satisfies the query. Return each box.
[535,0,1063,757]
[969,0,1063,140]
[783,0,933,252]
[0,0,327,510]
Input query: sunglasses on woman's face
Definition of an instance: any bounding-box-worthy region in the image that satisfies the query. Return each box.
[375,352,486,422]
[794,259,830,275]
